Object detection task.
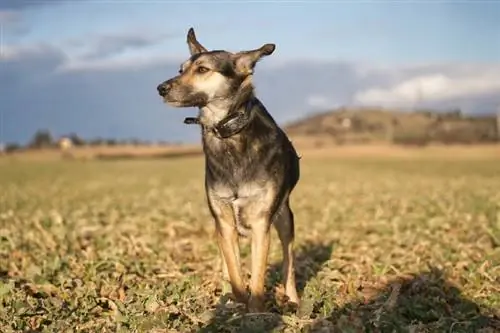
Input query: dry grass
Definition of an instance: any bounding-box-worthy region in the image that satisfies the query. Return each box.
[2,144,202,162]
[1,146,499,332]
[3,142,499,162]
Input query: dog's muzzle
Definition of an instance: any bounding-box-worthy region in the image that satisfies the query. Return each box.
[157,81,172,97]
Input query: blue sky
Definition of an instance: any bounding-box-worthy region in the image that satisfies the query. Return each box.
[8,1,500,63]
[1,1,500,144]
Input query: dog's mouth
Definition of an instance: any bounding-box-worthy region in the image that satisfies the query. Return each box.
[163,96,206,109]
[162,96,192,108]
[162,97,184,107]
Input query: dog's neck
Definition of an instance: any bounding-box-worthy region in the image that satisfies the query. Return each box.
[197,99,255,139]
[194,77,257,139]
[199,99,236,128]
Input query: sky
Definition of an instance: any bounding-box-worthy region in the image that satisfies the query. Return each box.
[1,0,500,144]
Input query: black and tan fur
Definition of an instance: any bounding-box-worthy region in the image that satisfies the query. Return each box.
[156,28,301,312]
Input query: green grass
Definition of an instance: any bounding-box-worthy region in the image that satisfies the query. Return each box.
[1,154,499,332]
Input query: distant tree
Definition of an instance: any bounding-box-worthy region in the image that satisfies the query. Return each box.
[443,108,462,119]
[89,137,105,146]
[130,138,143,146]
[29,129,54,149]
[5,143,21,153]
[105,139,117,146]
[67,133,85,146]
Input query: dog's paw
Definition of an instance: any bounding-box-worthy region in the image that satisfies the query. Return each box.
[247,295,266,313]
[282,299,300,314]
[219,289,248,307]
[219,292,233,305]
[218,293,248,312]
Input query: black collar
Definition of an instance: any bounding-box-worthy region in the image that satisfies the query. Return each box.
[183,100,255,139]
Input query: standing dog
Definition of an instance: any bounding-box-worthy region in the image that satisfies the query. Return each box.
[157,28,301,313]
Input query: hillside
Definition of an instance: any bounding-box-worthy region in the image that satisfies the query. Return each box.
[284,108,499,146]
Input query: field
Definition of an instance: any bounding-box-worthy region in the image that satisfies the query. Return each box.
[1,146,500,333]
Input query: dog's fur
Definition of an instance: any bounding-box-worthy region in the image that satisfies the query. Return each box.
[157,28,301,312]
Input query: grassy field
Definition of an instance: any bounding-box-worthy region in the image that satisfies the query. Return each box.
[1,146,499,332]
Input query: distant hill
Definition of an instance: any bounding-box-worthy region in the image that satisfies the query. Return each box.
[284,108,499,146]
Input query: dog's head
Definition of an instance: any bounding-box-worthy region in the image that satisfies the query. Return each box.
[157,28,275,108]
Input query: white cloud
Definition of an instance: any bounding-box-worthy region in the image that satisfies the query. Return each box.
[4,41,500,116]
[1,38,182,72]
[56,53,180,72]
[354,65,500,107]
[0,43,63,61]
[1,45,18,60]
[0,9,32,37]
[67,31,177,60]
[306,95,339,109]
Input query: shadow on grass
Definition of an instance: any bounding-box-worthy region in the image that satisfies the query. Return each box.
[198,261,500,333]
[305,266,500,333]
[288,240,335,295]
[197,241,335,333]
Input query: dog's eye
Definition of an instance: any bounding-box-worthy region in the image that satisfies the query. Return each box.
[197,66,209,74]
[178,69,183,74]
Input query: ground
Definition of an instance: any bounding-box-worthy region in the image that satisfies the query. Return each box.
[0,146,499,333]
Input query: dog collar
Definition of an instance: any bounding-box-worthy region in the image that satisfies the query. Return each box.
[183,100,255,139]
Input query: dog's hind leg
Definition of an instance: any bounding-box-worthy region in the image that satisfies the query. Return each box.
[274,199,299,305]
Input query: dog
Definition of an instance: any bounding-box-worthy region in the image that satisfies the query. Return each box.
[157,28,301,313]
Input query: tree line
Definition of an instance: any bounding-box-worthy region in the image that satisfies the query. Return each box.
[1,129,173,153]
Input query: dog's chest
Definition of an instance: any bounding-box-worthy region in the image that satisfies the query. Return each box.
[210,181,268,203]
[209,181,275,236]
[203,134,273,178]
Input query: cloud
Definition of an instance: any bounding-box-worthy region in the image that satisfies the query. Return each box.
[0,10,31,36]
[1,42,193,146]
[0,43,65,63]
[306,95,338,110]
[1,43,66,70]
[0,0,45,10]
[2,44,500,145]
[3,29,181,73]
[0,0,88,10]
[46,28,183,71]
[79,32,177,60]
[0,1,91,37]
[0,9,19,22]
[56,53,177,72]
[354,65,500,108]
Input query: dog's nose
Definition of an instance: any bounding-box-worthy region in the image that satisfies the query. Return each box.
[157,82,171,96]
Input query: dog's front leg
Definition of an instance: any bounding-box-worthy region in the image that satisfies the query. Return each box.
[216,224,244,299]
[207,194,248,304]
[239,185,278,312]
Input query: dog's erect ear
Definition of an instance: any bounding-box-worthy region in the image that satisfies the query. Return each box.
[187,27,208,56]
[233,43,275,76]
